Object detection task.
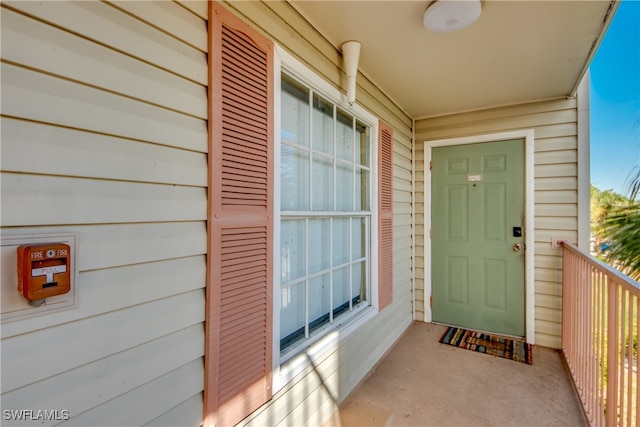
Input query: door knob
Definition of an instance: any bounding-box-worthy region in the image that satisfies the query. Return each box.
[513,243,522,252]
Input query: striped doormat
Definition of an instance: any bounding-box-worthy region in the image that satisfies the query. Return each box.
[439,327,533,364]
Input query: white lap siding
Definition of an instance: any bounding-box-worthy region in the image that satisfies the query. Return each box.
[0,1,208,425]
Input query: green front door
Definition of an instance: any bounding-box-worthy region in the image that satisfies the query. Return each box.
[432,139,525,337]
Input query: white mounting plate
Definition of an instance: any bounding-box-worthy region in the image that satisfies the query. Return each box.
[1,234,78,323]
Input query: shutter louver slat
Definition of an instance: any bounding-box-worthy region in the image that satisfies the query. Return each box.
[221,79,267,110]
[222,62,268,93]
[222,97,268,123]
[222,28,269,65]
[206,4,273,427]
[222,81,268,108]
[378,122,394,310]
[222,146,267,164]
[222,119,270,142]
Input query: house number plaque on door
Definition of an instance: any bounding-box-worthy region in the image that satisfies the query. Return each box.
[466,174,483,182]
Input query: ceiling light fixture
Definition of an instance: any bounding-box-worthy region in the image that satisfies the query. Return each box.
[423,0,482,33]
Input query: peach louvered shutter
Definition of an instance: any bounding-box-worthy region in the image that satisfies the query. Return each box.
[205,4,273,426]
[378,122,394,310]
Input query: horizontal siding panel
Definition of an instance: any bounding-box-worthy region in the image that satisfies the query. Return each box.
[535,176,577,191]
[536,281,563,297]
[535,204,577,217]
[419,111,576,141]
[534,243,565,257]
[416,98,577,128]
[533,123,577,139]
[177,1,208,20]
[536,306,562,323]
[535,190,578,204]
[144,393,204,427]
[1,173,206,226]
[535,319,562,339]
[535,294,562,312]
[535,216,577,230]
[1,325,204,424]
[1,63,208,152]
[3,1,207,84]
[283,381,337,427]
[393,226,412,243]
[59,359,204,427]
[246,354,338,426]
[107,0,207,52]
[423,109,577,138]
[535,230,577,245]
[394,212,411,227]
[536,333,561,349]
[393,271,413,294]
[394,204,413,216]
[342,307,413,376]
[535,254,563,270]
[1,118,207,186]
[1,8,207,119]
[534,163,577,178]
[535,136,577,152]
[2,290,204,393]
[394,153,412,172]
[394,166,412,183]
[535,267,562,283]
[534,150,576,165]
[1,256,206,339]
[0,222,207,272]
[393,190,412,204]
[394,142,412,163]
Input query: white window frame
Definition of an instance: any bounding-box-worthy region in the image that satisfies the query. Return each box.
[272,45,380,393]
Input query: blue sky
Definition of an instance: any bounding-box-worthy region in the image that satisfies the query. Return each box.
[590,0,640,196]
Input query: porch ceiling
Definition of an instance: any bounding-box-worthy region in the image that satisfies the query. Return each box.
[289,0,617,118]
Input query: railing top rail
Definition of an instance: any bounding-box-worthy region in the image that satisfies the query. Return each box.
[561,241,640,291]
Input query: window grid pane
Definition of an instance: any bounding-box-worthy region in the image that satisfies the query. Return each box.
[280,72,371,353]
[280,216,369,349]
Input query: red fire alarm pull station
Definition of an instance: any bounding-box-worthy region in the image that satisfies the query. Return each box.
[17,243,71,304]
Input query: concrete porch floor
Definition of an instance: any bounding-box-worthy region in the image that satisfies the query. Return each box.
[327,322,587,427]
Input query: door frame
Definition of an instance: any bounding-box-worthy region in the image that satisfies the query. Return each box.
[424,129,535,344]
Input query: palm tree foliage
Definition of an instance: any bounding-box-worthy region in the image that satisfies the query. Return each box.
[592,167,640,281]
[597,203,640,280]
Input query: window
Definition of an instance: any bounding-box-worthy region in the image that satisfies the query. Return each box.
[279,73,373,354]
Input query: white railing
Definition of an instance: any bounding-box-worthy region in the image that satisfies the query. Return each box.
[562,242,640,426]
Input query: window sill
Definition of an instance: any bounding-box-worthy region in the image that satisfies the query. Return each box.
[273,305,378,393]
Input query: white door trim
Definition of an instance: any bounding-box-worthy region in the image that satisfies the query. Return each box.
[424,129,535,344]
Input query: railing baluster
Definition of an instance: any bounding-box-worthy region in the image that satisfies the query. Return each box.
[624,292,633,427]
[609,280,619,426]
[598,269,606,427]
[636,296,640,426]
[561,243,639,426]
[616,285,627,425]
